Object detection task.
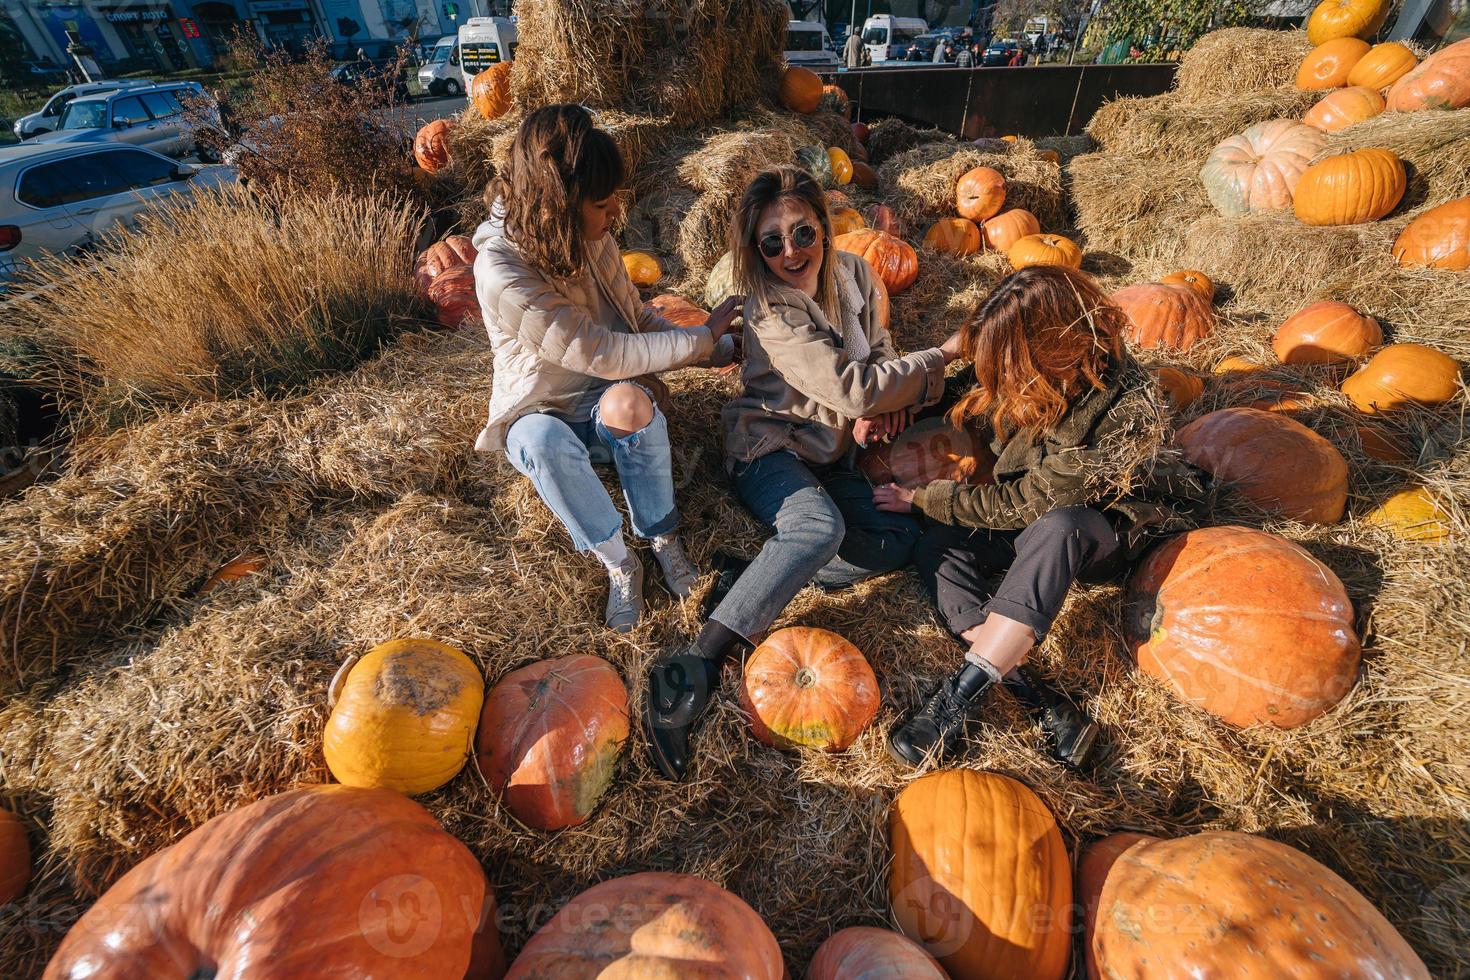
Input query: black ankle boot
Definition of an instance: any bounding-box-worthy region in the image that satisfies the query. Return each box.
[642,646,723,781]
[1003,665,1099,770]
[887,666,994,767]
[700,552,751,621]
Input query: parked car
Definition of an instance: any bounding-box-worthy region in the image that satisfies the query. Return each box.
[12,78,156,141]
[982,40,1028,66]
[0,143,235,289]
[34,83,219,160]
[900,34,942,62]
[330,60,410,102]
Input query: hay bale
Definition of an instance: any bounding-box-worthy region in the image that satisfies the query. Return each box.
[1069,152,1210,268]
[889,251,1009,351]
[865,118,952,166]
[1034,133,1095,164]
[1087,88,1319,163]
[1174,28,1314,99]
[877,140,1065,237]
[1316,108,1470,210]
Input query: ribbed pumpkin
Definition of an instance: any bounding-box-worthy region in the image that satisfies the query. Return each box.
[981,208,1040,252]
[851,160,878,189]
[779,65,823,113]
[859,416,996,488]
[1346,41,1417,89]
[1178,408,1348,523]
[1111,283,1215,352]
[0,808,29,906]
[323,638,484,795]
[1306,0,1390,45]
[1158,268,1214,301]
[955,166,1007,221]
[1296,37,1371,89]
[923,217,982,256]
[43,786,495,979]
[1293,148,1405,225]
[1199,120,1325,216]
[621,250,662,287]
[413,118,453,173]
[470,62,514,120]
[198,552,267,594]
[738,627,879,752]
[1303,84,1387,130]
[645,293,707,328]
[827,188,852,211]
[1387,37,1470,111]
[1084,831,1428,980]
[1363,486,1453,542]
[808,927,949,980]
[1341,343,1461,411]
[1077,831,1153,976]
[1124,525,1361,728]
[827,146,854,185]
[1009,233,1082,271]
[1392,196,1470,270]
[890,769,1072,980]
[1272,300,1382,364]
[704,251,738,308]
[1154,366,1205,410]
[427,264,480,329]
[834,229,919,294]
[865,203,905,237]
[413,234,477,295]
[506,872,782,979]
[830,206,866,236]
[476,655,628,831]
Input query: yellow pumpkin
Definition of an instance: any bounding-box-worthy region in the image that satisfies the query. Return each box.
[621,251,663,287]
[1341,343,1461,412]
[1303,86,1387,131]
[1296,38,1371,90]
[1346,42,1417,90]
[1214,355,1264,375]
[323,638,484,795]
[1363,486,1452,542]
[1008,233,1082,270]
[1307,0,1391,46]
[830,207,867,237]
[922,217,982,256]
[827,147,854,185]
[1292,148,1405,226]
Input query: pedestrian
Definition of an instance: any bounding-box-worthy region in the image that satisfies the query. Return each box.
[906,42,922,62]
[932,38,947,63]
[843,27,864,68]
[954,42,973,68]
[355,46,367,63]
[1007,44,1023,66]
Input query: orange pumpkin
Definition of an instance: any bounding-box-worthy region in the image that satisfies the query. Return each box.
[413,118,453,173]
[1038,148,1061,164]
[738,627,879,752]
[955,165,1007,221]
[779,65,823,113]
[1296,37,1371,89]
[646,292,739,373]
[852,120,870,143]
[1293,148,1406,225]
[1008,233,1082,271]
[922,217,982,256]
[1356,422,1410,463]
[1110,283,1215,351]
[828,146,854,185]
[864,203,904,237]
[859,416,997,488]
[1159,268,1215,301]
[1272,300,1382,364]
[427,264,481,329]
[621,250,662,287]
[1154,366,1205,411]
[1307,0,1391,45]
[198,552,268,594]
[1392,196,1470,270]
[827,188,852,210]
[1199,120,1326,216]
[1346,41,1417,89]
[470,62,514,120]
[476,655,628,831]
[1363,485,1453,542]
[1387,36,1470,111]
[1214,355,1264,375]
[506,872,782,979]
[889,769,1072,980]
[1302,85,1387,130]
[808,927,948,980]
[0,807,30,905]
[1085,830,1428,979]
[1341,343,1461,411]
[834,229,919,294]
[1077,832,1154,976]
[829,206,866,237]
[1125,525,1360,727]
[44,786,495,979]
[850,160,878,189]
[1178,408,1349,523]
[1246,381,1315,414]
[413,234,477,295]
[981,208,1040,252]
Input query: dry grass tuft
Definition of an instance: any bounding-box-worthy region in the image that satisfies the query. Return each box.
[1087,88,1319,163]
[1173,28,1314,99]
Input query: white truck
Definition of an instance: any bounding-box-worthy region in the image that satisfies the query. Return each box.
[416,16,518,97]
[860,14,930,64]
[785,20,839,69]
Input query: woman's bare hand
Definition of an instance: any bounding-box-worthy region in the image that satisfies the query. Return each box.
[939,330,966,364]
[706,295,744,342]
[872,483,917,512]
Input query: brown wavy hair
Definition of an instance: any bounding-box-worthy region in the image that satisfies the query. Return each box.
[728,166,842,326]
[489,104,623,280]
[949,265,1128,438]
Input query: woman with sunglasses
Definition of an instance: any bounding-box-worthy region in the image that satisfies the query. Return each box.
[642,165,963,780]
[472,104,741,632]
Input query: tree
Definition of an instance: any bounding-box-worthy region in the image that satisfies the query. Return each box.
[988,0,1092,37]
[1101,0,1253,59]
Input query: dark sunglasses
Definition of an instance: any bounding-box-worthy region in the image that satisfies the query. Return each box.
[758,223,820,259]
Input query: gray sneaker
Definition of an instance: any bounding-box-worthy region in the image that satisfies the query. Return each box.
[650,534,699,599]
[605,558,644,633]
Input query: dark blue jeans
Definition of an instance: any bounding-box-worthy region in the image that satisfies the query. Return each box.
[710,450,921,640]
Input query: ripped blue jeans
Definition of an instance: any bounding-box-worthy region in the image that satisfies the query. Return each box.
[504,396,678,552]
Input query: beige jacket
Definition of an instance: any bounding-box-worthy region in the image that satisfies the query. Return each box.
[471,208,715,452]
[722,251,947,467]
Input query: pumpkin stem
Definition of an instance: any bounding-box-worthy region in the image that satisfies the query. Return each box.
[794,667,818,689]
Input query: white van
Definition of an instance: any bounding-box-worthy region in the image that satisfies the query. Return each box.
[785,20,838,69]
[415,18,517,96]
[861,14,929,63]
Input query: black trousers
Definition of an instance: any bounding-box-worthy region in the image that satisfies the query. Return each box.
[913,505,1127,641]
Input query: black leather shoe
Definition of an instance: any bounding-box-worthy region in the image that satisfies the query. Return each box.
[701,552,751,621]
[1003,665,1099,770]
[887,671,992,766]
[642,647,722,781]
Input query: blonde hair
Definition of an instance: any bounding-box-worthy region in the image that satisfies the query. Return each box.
[728,165,842,326]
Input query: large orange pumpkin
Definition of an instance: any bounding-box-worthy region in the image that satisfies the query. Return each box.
[808,927,948,980]
[1346,41,1417,89]
[981,208,1040,252]
[1387,36,1470,111]
[1158,268,1214,301]
[1392,196,1470,270]
[1008,232,1082,270]
[1292,148,1406,225]
[0,807,29,905]
[1076,831,1153,979]
[470,62,514,120]
[476,655,628,831]
[43,786,495,979]
[646,292,740,373]
[889,769,1072,980]
[834,229,919,294]
[428,264,482,329]
[830,206,866,236]
[1302,85,1386,131]
[413,234,477,295]
[955,166,1007,221]
[323,638,484,795]
[1296,37,1371,89]
[506,871,782,979]
[1084,830,1428,979]
[738,627,879,752]
[780,65,824,113]
[1177,408,1349,523]
[1124,525,1360,727]
[1153,366,1205,411]
[1272,300,1382,364]
[1340,342,1461,411]
[1199,120,1325,216]
[1110,283,1215,352]
[923,217,982,256]
[1306,0,1390,45]
[413,118,453,173]
[859,416,997,488]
